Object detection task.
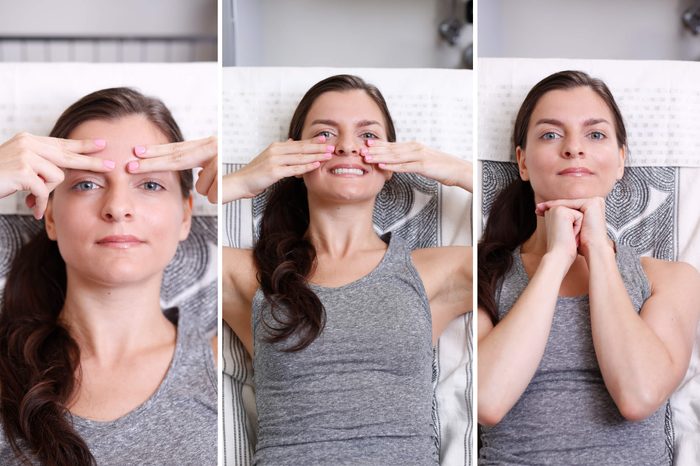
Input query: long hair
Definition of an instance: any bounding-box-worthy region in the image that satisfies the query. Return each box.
[253,74,396,352]
[478,70,627,324]
[0,87,192,466]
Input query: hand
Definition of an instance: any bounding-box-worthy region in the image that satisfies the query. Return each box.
[536,197,610,259]
[223,136,334,202]
[360,140,472,192]
[541,205,584,267]
[0,132,112,219]
[127,136,218,203]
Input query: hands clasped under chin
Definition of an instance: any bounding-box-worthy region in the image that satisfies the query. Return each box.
[536,197,612,264]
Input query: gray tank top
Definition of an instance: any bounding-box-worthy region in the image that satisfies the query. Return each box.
[480,245,672,465]
[252,233,437,465]
[0,308,217,465]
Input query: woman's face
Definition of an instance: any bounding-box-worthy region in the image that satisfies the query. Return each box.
[516,86,625,203]
[300,89,392,203]
[45,114,192,286]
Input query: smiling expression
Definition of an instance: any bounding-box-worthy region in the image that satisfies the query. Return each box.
[45,115,192,286]
[300,90,392,203]
[516,86,626,203]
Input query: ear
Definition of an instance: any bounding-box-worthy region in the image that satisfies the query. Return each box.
[179,195,194,241]
[516,146,530,181]
[44,198,57,240]
[616,146,626,180]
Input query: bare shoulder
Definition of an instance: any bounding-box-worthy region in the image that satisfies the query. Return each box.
[640,256,700,293]
[411,245,473,275]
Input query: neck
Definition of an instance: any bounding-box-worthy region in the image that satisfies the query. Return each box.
[306,194,385,258]
[60,269,173,364]
[521,215,548,255]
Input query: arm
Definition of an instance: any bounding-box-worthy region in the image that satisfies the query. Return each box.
[412,246,472,343]
[477,251,571,426]
[587,249,700,420]
[222,247,258,356]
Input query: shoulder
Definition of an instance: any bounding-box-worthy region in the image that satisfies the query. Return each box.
[640,256,700,293]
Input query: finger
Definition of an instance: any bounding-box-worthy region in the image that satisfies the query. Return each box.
[35,135,108,155]
[134,136,217,158]
[277,152,333,166]
[19,175,49,219]
[281,140,334,156]
[195,157,218,200]
[376,162,421,173]
[283,161,321,177]
[537,198,590,212]
[27,153,65,185]
[130,137,218,172]
[33,141,115,172]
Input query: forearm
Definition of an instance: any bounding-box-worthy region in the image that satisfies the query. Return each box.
[222,171,252,203]
[478,253,568,425]
[587,246,675,419]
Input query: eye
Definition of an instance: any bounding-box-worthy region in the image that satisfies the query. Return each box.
[71,180,100,191]
[316,130,334,139]
[589,131,606,140]
[360,132,379,139]
[141,180,165,192]
[540,132,561,140]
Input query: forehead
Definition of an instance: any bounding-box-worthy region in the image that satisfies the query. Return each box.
[68,114,171,162]
[304,90,385,126]
[531,87,615,123]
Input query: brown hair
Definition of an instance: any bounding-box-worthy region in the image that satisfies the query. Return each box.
[0,87,191,466]
[253,74,396,351]
[478,70,627,324]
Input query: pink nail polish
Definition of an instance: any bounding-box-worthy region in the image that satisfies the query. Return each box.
[134,145,146,156]
[103,160,116,169]
[94,139,106,148]
[323,153,333,159]
[326,145,335,153]
[318,135,326,143]
[366,139,374,147]
[365,155,373,161]
[127,161,139,171]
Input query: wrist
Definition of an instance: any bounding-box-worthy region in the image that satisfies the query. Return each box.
[539,251,573,281]
[223,172,252,203]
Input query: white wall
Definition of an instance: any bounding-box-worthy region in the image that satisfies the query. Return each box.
[232,0,473,68]
[479,0,700,60]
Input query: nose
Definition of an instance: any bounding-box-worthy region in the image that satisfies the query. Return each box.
[562,136,584,159]
[101,184,134,222]
[334,133,361,157]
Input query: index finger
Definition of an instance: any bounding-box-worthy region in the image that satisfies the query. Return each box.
[129,140,217,173]
[34,141,115,172]
[134,136,217,158]
[36,136,108,155]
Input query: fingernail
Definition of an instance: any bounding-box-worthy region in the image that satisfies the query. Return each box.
[366,139,374,147]
[134,145,146,156]
[323,153,333,159]
[360,148,368,156]
[94,139,106,148]
[127,161,139,171]
[103,160,116,169]
[318,135,326,143]
[365,155,373,161]
[326,145,335,153]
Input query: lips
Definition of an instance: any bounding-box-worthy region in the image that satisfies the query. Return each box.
[96,235,146,248]
[558,167,593,176]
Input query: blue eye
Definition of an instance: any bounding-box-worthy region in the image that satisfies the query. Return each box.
[361,132,379,139]
[589,131,606,140]
[541,132,560,140]
[72,180,99,191]
[317,130,334,138]
[141,180,164,192]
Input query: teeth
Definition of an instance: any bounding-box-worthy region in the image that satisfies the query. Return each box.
[331,168,364,175]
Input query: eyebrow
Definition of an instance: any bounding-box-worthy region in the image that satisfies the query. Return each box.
[534,118,611,127]
[309,119,383,128]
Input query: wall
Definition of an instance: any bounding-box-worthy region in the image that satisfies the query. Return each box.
[479,0,700,60]
[231,0,473,68]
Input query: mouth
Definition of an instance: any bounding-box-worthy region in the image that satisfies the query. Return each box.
[328,164,368,177]
[96,235,146,249]
[558,167,593,176]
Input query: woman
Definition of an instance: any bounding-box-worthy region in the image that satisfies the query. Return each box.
[0,88,217,466]
[223,74,472,464]
[478,70,700,464]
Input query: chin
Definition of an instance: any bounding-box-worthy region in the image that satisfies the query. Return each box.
[66,257,169,288]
